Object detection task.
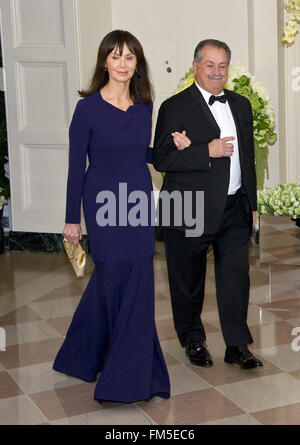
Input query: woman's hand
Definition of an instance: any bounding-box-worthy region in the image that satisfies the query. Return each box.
[62,223,82,244]
[171,130,191,150]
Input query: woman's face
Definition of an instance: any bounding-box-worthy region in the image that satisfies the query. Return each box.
[105,43,137,84]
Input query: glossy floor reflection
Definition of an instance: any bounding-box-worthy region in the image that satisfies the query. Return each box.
[0,219,300,425]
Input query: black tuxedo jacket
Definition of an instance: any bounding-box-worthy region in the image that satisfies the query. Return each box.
[153,82,257,234]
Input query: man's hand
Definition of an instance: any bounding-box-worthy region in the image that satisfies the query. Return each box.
[208,137,235,158]
[63,223,82,244]
[171,130,191,150]
[253,211,258,225]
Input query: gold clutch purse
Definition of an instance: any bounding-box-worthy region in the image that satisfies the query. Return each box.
[63,238,86,277]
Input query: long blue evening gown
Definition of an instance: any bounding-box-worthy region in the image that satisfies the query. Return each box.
[53,91,170,403]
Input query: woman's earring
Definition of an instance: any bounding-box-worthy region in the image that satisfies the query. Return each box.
[135,67,141,77]
[105,66,108,71]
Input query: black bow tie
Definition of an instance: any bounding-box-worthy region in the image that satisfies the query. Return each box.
[209,94,227,106]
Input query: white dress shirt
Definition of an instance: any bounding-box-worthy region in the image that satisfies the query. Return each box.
[195,81,241,195]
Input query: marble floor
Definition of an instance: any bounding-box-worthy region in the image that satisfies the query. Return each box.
[0,218,300,425]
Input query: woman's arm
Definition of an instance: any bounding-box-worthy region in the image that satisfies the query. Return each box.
[65,99,90,224]
[64,99,90,242]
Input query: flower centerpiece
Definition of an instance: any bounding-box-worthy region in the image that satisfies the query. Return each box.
[258,183,300,218]
[172,62,277,190]
[282,0,300,45]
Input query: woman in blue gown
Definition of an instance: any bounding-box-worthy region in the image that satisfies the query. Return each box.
[53,30,170,403]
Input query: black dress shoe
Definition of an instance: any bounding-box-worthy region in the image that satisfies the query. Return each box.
[186,341,213,367]
[224,346,263,369]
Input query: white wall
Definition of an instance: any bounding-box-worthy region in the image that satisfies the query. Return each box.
[111,0,250,110]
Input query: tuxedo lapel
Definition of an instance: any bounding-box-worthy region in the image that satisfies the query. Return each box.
[187,84,246,163]
[188,83,220,136]
[225,89,244,164]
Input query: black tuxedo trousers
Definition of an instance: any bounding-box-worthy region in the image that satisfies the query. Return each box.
[163,188,253,348]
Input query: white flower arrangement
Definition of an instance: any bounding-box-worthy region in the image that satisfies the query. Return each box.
[258,183,300,218]
[282,0,300,45]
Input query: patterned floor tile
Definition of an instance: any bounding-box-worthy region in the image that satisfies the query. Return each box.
[8,361,83,394]
[0,338,64,369]
[0,264,75,318]
[217,373,300,413]
[259,216,300,266]
[28,382,105,421]
[0,395,48,425]
[168,364,211,396]
[186,355,282,387]
[4,320,62,347]
[156,318,218,342]
[51,404,155,425]
[249,321,296,348]
[249,284,271,305]
[47,316,73,336]
[251,402,300,425]
[0,215,299,425]
[137,389,244,425]
[202,304,281,329]
[154,267,169,285]
[253,344,300,372]
[155,300,173,321]
[35,282,83,302]
[202,293,219,312]
[0,251,69,296]
[250,267,270,287]
[156,318,177,341]
[260,298,300,320]
[286,317,300,328]
[0,306,41,326]
[201,413,262,425]
[0,371,24,399]
[161,350,180,367]
[28,296,81,320]
[160,338,190,365]
[289,369,300,381]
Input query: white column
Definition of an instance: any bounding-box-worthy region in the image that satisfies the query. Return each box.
[277,0,300,183]
[282,32,300,182]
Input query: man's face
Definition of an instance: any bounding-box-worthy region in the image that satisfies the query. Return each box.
[192,45,229,95]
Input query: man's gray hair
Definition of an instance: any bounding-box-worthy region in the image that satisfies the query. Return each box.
[194,39,231,65]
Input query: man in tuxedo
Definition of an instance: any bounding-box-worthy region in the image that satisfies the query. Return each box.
[153,39,262,369]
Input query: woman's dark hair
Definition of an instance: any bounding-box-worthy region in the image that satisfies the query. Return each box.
[79,30,153,103]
